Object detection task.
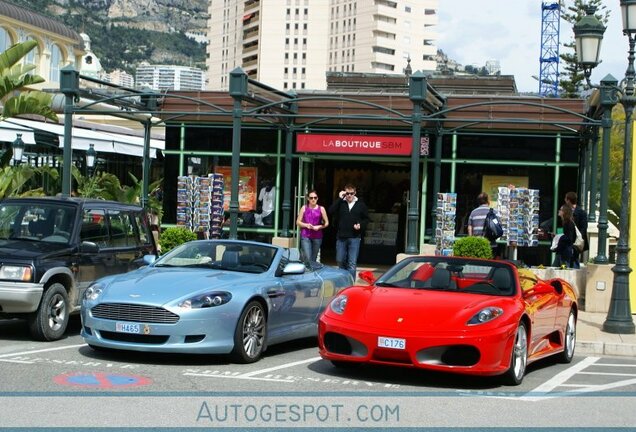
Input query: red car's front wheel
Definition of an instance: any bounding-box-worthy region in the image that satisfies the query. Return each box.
[502,322,528,386]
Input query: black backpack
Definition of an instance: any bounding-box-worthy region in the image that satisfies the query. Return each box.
[483,208,504,241]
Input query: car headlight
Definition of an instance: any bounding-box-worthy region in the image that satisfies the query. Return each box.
[178,291,232,309]
[0,265,33,282]
[84,284,103,301]
[330,294,348,314]
[467,307,504,325]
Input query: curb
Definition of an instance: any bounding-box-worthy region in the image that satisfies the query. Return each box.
[576,340,636,357]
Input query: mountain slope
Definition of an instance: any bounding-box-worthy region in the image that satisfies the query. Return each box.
[8,0,208,74]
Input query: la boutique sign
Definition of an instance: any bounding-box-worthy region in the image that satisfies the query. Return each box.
[297,133,412,156]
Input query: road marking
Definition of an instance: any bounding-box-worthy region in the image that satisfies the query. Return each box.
[238,356,321,378]
[595,363,636,367]
[579,371,636,377]
[562,378,636,394]
[0,343,86,359]
[183,372,294,383]
[521,356,600,401]
[182,357,322,383]
[0,358,35,364]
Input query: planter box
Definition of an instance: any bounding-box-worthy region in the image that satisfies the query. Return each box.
[583,263,614,313]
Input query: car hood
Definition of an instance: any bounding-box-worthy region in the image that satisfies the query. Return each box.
[361,287,509,331]
[99,267,261,306]
[0,239,69,261]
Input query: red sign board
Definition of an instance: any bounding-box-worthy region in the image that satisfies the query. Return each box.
[297,134,412,156]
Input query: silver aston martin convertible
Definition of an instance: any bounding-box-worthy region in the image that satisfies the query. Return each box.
[80,240,353,363]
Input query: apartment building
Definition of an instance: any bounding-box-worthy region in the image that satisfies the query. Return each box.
[135,63,206,91]
[207,0,438,91]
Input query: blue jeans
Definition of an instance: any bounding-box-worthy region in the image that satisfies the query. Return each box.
[336,237,361,280]
[300,237,322,264]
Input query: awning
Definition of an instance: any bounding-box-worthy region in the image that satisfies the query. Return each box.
[1,118,164,158]
[0,121,36,144]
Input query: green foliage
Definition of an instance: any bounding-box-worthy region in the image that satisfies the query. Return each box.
[452,237,493,259]
[0,165,36,199]
[0,40,57,125]
[8,1,207,77]
[159,227,197,254]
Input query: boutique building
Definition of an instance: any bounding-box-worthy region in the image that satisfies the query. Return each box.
[158,70,591,267]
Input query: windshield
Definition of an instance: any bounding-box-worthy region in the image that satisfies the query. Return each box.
[376,256,517,296]
[0,202,76,245]
[154,240,277,274]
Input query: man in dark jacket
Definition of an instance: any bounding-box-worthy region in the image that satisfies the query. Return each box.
[565,191,588,268]
[329,183,369,280]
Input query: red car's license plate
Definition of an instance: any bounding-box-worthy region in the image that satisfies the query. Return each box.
[377,336,406,350]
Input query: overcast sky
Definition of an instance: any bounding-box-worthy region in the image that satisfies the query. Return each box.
[437,1,626,93]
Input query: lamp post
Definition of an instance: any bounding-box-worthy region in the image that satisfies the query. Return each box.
[86,143,96,177]
[12,134,25,166]
[574,3,636,334]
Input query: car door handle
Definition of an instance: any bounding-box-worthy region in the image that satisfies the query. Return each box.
[267,289,285,298]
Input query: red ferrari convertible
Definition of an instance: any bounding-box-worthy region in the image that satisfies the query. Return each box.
[318,256,577,385]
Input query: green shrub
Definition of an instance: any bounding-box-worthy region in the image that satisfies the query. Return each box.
[452,236,493,259]
[159,227,197,253]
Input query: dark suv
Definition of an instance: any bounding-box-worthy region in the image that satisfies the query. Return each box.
[0,197,157,341]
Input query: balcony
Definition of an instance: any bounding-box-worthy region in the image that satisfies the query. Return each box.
[243,27,260,41]
[243,58,258,68]
[244,0,260,13]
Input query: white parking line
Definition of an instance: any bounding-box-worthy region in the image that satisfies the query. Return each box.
[0,343,86,359]
[238,356,322,378]
[0,359,35,364]
[521,356,600,401]
[183,373,295,383]
[579,371,636,377]
[182,357,322,383]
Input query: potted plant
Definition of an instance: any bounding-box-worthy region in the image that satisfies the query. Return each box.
[452,236,493,259]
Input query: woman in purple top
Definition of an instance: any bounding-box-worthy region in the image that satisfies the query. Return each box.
[296,189,330,264]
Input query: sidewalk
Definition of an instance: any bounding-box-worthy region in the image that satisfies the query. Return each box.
[353,265,636,359]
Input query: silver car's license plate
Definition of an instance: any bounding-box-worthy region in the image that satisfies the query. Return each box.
[115,322,141,334]
[377,336,406,350]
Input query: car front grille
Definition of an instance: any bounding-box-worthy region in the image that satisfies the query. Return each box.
[99,331,169,344]
[91,303,180,324]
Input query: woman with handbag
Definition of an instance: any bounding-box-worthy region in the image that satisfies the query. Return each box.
[552,204,576,268]
[297,190,329,265]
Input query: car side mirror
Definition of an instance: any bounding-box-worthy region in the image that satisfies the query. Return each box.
[359,270,376,285]
[143,255,157,265]
[79,241,99,253]
[282,262,305,275]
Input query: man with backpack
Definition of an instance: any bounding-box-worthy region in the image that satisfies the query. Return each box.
[467,192,502,257]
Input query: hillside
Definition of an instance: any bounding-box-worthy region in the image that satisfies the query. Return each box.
[9,0,208,74]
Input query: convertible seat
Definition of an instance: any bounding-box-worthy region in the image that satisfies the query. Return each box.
[221,250,240,268]
[492,268,513,294]
[431,267,452,289]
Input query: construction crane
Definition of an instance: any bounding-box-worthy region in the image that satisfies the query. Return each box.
[539,1,561,96]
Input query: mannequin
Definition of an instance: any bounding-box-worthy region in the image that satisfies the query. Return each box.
[255,180,276,226]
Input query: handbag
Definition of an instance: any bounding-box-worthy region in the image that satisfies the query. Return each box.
[550,233,563,251]
[574,226,585,252]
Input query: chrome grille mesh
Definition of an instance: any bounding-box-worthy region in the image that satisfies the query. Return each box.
[91,303,179,324]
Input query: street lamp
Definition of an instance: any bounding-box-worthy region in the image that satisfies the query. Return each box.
[574,3,636,334]
[86,143,96,176]
[12,134,25,166]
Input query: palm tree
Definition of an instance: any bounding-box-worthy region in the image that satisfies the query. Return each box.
[0,39,58,122]
[0,40,59,197]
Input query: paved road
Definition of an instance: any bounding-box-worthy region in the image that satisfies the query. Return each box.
[1,317,635,429]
